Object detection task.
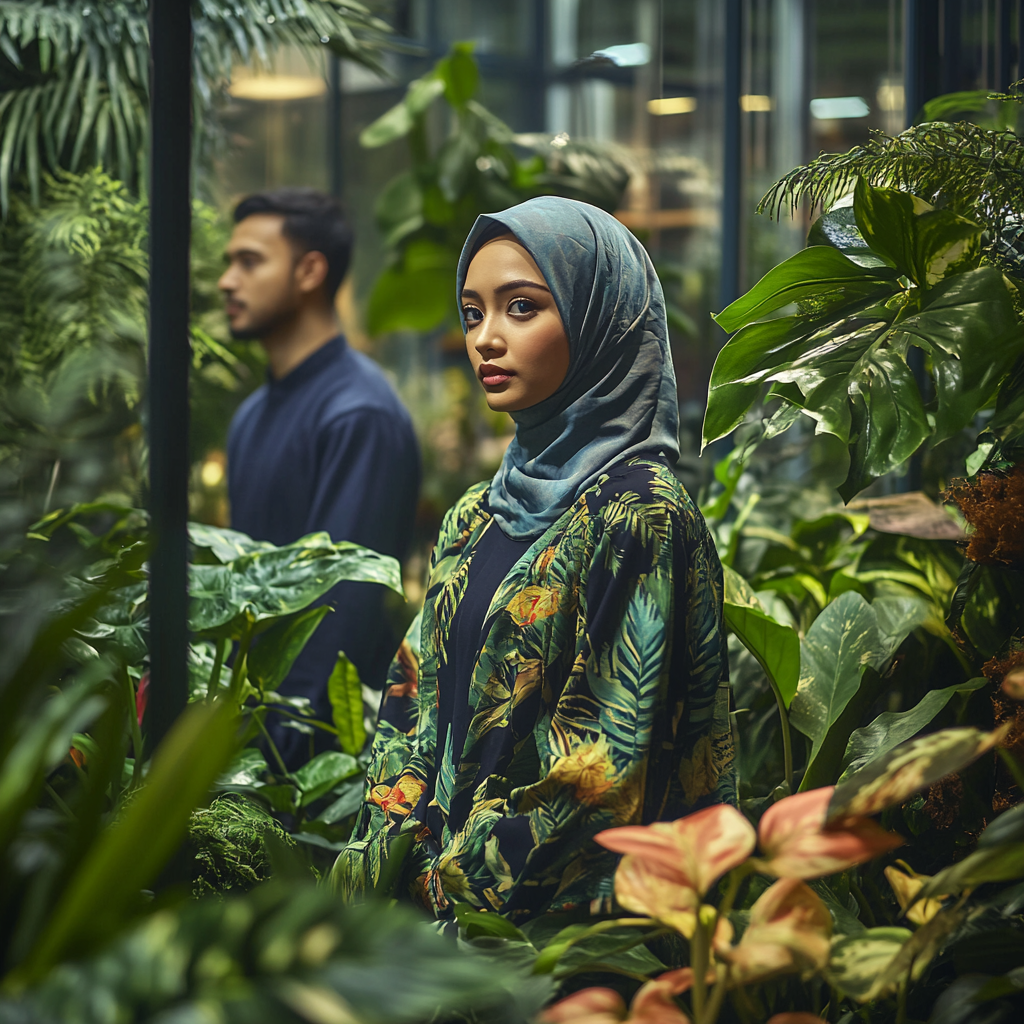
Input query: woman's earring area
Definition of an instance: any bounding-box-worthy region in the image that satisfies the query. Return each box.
[462,235,569,414]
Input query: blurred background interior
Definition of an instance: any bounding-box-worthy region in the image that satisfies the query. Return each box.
[192,2,1023,565]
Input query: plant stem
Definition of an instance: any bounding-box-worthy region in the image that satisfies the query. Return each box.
[206,636,227,701]
[228,627,253,704]
[255,711,290,778]
[998,747,1024,791]
[896,973,908,1024]
[691,918,709,1022]
[703,962,729,1024]
[45,783,73,819]
[761,667,794,797]
[849,874,876,927]
[123,669,144,786]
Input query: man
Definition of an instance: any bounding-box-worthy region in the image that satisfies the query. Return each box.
[221,187,420,769]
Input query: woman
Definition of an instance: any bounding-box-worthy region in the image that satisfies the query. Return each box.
[336,197,734,924]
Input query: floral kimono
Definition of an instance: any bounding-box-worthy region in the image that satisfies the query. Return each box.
[335,197,735,923]
[335,459,734,922]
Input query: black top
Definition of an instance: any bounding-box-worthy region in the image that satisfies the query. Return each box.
[425,516,532,838]
[228,335,420,767]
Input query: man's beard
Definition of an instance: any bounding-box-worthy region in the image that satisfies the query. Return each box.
[228,304,296,341]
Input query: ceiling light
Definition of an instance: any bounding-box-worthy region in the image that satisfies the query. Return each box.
[648,96,697,115]
[592,42,650,67]
[740,94,772,112]
[810,96,870,119]
[876,84,904,112]
[229,73,327,101]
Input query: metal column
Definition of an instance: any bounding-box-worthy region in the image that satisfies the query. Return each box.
[146,0,192,749]
[719,0,743,314]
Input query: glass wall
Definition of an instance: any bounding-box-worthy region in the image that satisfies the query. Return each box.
[207,0,1021,525]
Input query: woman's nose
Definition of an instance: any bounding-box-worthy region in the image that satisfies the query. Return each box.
[474,317,506,356]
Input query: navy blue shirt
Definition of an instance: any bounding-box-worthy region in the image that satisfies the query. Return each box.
[227,335,420,767]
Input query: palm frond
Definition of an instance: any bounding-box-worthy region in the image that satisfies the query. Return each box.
[759,122,1024,252]
[0,1,392,213]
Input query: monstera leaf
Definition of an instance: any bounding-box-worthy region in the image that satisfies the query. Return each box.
[188,531,403,638]
[703,179,1024,500]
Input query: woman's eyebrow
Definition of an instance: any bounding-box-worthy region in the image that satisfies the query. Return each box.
[461,279,551,299]
[495,278,550,294]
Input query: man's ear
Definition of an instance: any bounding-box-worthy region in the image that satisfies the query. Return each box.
[294,249,330,298]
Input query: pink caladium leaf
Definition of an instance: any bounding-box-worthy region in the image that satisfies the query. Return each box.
[612,853,702,937]
[597,804,757,896]
[717,878,832,986]
[757,787,903,879]
[626,971,694,1024]
[540,988,626,1023]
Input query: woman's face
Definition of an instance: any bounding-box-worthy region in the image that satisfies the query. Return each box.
[462,235,571,413]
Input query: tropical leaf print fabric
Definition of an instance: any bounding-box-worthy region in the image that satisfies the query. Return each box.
[336,458,734,923]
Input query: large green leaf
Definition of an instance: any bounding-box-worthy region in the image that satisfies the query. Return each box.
[828,725,1006,820]
[838,677,987,781]
[918,843,1024,899]
[794,598,933,786]
[328,651,366,756]
[360,76,445,147]
[807,203,889,268]
[723,565,801,707]
[789,593,885,774]
[366,264,454,335]
[189,533,402,637]
[852,178,981,287]
[247,605,331,696]
[373,170,424,247]
[293,750,360,806]
[713,245,895,333]
[826,927,911,1001]
[17,698,239,983]
[188,522,274,563]
[436,41,479,108]
[894,266,1023,444]
[702,179,1023,495]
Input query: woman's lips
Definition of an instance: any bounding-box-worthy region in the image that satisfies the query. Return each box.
[479,363,514,387]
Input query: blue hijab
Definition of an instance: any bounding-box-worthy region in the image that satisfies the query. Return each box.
[456,196,680,540]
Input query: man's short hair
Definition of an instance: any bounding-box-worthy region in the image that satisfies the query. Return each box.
[233,188,353,299]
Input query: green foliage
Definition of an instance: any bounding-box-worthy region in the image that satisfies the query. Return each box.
[328,650,366,756]
[0,168,248,516]
[0,0,391,211]
[361,42,632,335]
[759,119,1024,268]
[705,179,1024,500]
[2,887,549,1023]
[190,793,294,897]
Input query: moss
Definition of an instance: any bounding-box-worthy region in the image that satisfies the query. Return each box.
[189,793,294,898]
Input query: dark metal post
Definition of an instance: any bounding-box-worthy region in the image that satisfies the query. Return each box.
[146,0,192,749]
[941,0,962,95]
[719,0,743,314]
[1019,0,1024,80]
[997,0,1013,89]
[904,0,941,124]
[328,55,343,199]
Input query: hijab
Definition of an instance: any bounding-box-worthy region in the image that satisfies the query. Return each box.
[455,196,680,540]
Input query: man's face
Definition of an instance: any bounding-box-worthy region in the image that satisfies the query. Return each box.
[218,214,301,340]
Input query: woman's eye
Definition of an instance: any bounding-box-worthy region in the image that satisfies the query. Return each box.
[463,305,483,322]
[509,299,535,315]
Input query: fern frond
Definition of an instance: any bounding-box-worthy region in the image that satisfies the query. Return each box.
[0,1,392,212]
[759,122,1024,247]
